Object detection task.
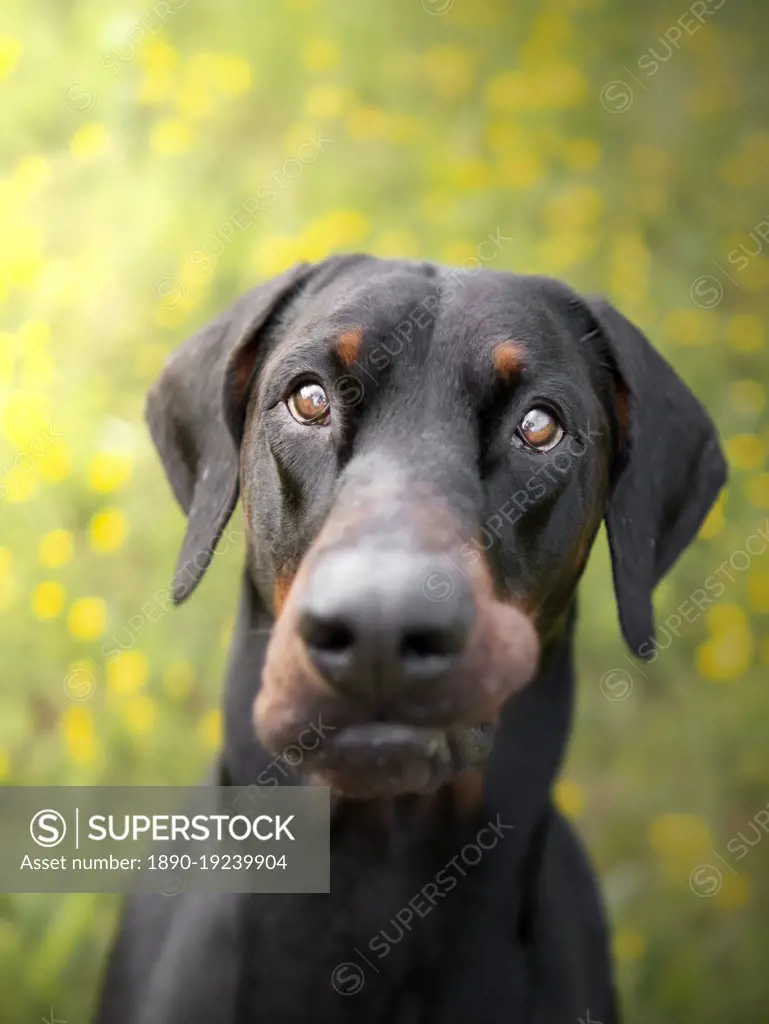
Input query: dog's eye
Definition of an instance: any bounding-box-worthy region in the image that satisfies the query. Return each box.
[287,382,330,425]
[513,407,564,452]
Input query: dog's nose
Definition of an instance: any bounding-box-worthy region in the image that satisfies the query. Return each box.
[297,550,474,701]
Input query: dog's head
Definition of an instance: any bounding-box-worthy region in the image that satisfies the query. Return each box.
[148,255,725,798]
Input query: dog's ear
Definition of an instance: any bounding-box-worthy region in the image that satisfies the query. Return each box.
[147,263,313,603]
[583,298,727,659]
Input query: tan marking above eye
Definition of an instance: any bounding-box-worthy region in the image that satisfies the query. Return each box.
[336,328,363,367]
[516,407,564,451]
[493,341,525,380]
[287,382,330,425]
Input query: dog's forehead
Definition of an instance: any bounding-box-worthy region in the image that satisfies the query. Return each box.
[286,264,581,373]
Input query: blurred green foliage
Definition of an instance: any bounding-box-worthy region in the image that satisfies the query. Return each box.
[0,0,768,1020]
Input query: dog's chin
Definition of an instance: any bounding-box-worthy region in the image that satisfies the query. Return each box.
[303,722,495,800]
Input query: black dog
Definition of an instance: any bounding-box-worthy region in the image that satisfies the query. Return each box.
[95,255,725,1024]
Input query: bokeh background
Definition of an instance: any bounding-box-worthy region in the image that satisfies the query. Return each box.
[0,0,768,1020]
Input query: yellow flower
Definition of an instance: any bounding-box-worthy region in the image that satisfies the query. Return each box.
[198,708,223,751]
[554,778,585,820]
[62,707,98,766]
[346,105,390,141]
[663,308,714,347]
[87,450,133,492]
[70,123,109,161]
[187,53,252,95]
[107,651,149,696]
[163,661,194,700]
[485,120,522,154]
[21,348,55,388]
[8,225,43,289]
[12,156,51,195]
[449,158,493,191]
[614,928,646,962]
[714,872,751,911]
[727,313,764,352]
[38,440,71,482]
[485,64,587,111]
[303,84,348,120]
[300,210,369,258]
[32,581,66,620]
[648,812,713,861]
[485,71,531,110]
[253,235,305,277]
[747,572,769,614]
[122,695,157,736]
[520,12,572,63]
[67,597,107,640]
[495,150,544,190]
[537,233,596,272]
[2,471,37,503]
[746,472,769,508]
[1,391,50,447]
[562,137,601,172]
[707,604,747,633]
[697,632,753,682]
[89,508,128,553]
[150,119,193,155]
[543,185,603,232]
[0,36,22,80]
[141,67,178,107]
[540,63,589,108]
[726,434,764,471]
[301,38,339,72]
[138,38,179,73]
[137,39,180,106]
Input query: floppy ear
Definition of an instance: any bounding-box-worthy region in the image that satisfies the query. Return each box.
[146,263,313,603]
[584,298,727,659]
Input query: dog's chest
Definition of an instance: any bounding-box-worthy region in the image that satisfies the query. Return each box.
[236,808,469,1024]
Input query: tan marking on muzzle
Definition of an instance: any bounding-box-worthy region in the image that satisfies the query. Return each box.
[273,570,295,616]
[450,767,486,818]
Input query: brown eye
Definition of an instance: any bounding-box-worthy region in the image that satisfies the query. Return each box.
[514,407,564,452]
[287,381,330,425]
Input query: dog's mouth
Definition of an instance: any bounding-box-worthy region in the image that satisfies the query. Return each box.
[302,721,496,799]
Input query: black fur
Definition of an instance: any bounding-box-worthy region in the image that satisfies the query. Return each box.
[95,256,726,1024]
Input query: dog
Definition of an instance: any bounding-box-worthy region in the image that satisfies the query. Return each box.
[95,254,726,1024]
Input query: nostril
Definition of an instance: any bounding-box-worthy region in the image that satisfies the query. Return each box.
[299,614,355,655]
[400,625,466,662]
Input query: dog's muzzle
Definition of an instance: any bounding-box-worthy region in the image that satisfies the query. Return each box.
[254,485,540,799]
